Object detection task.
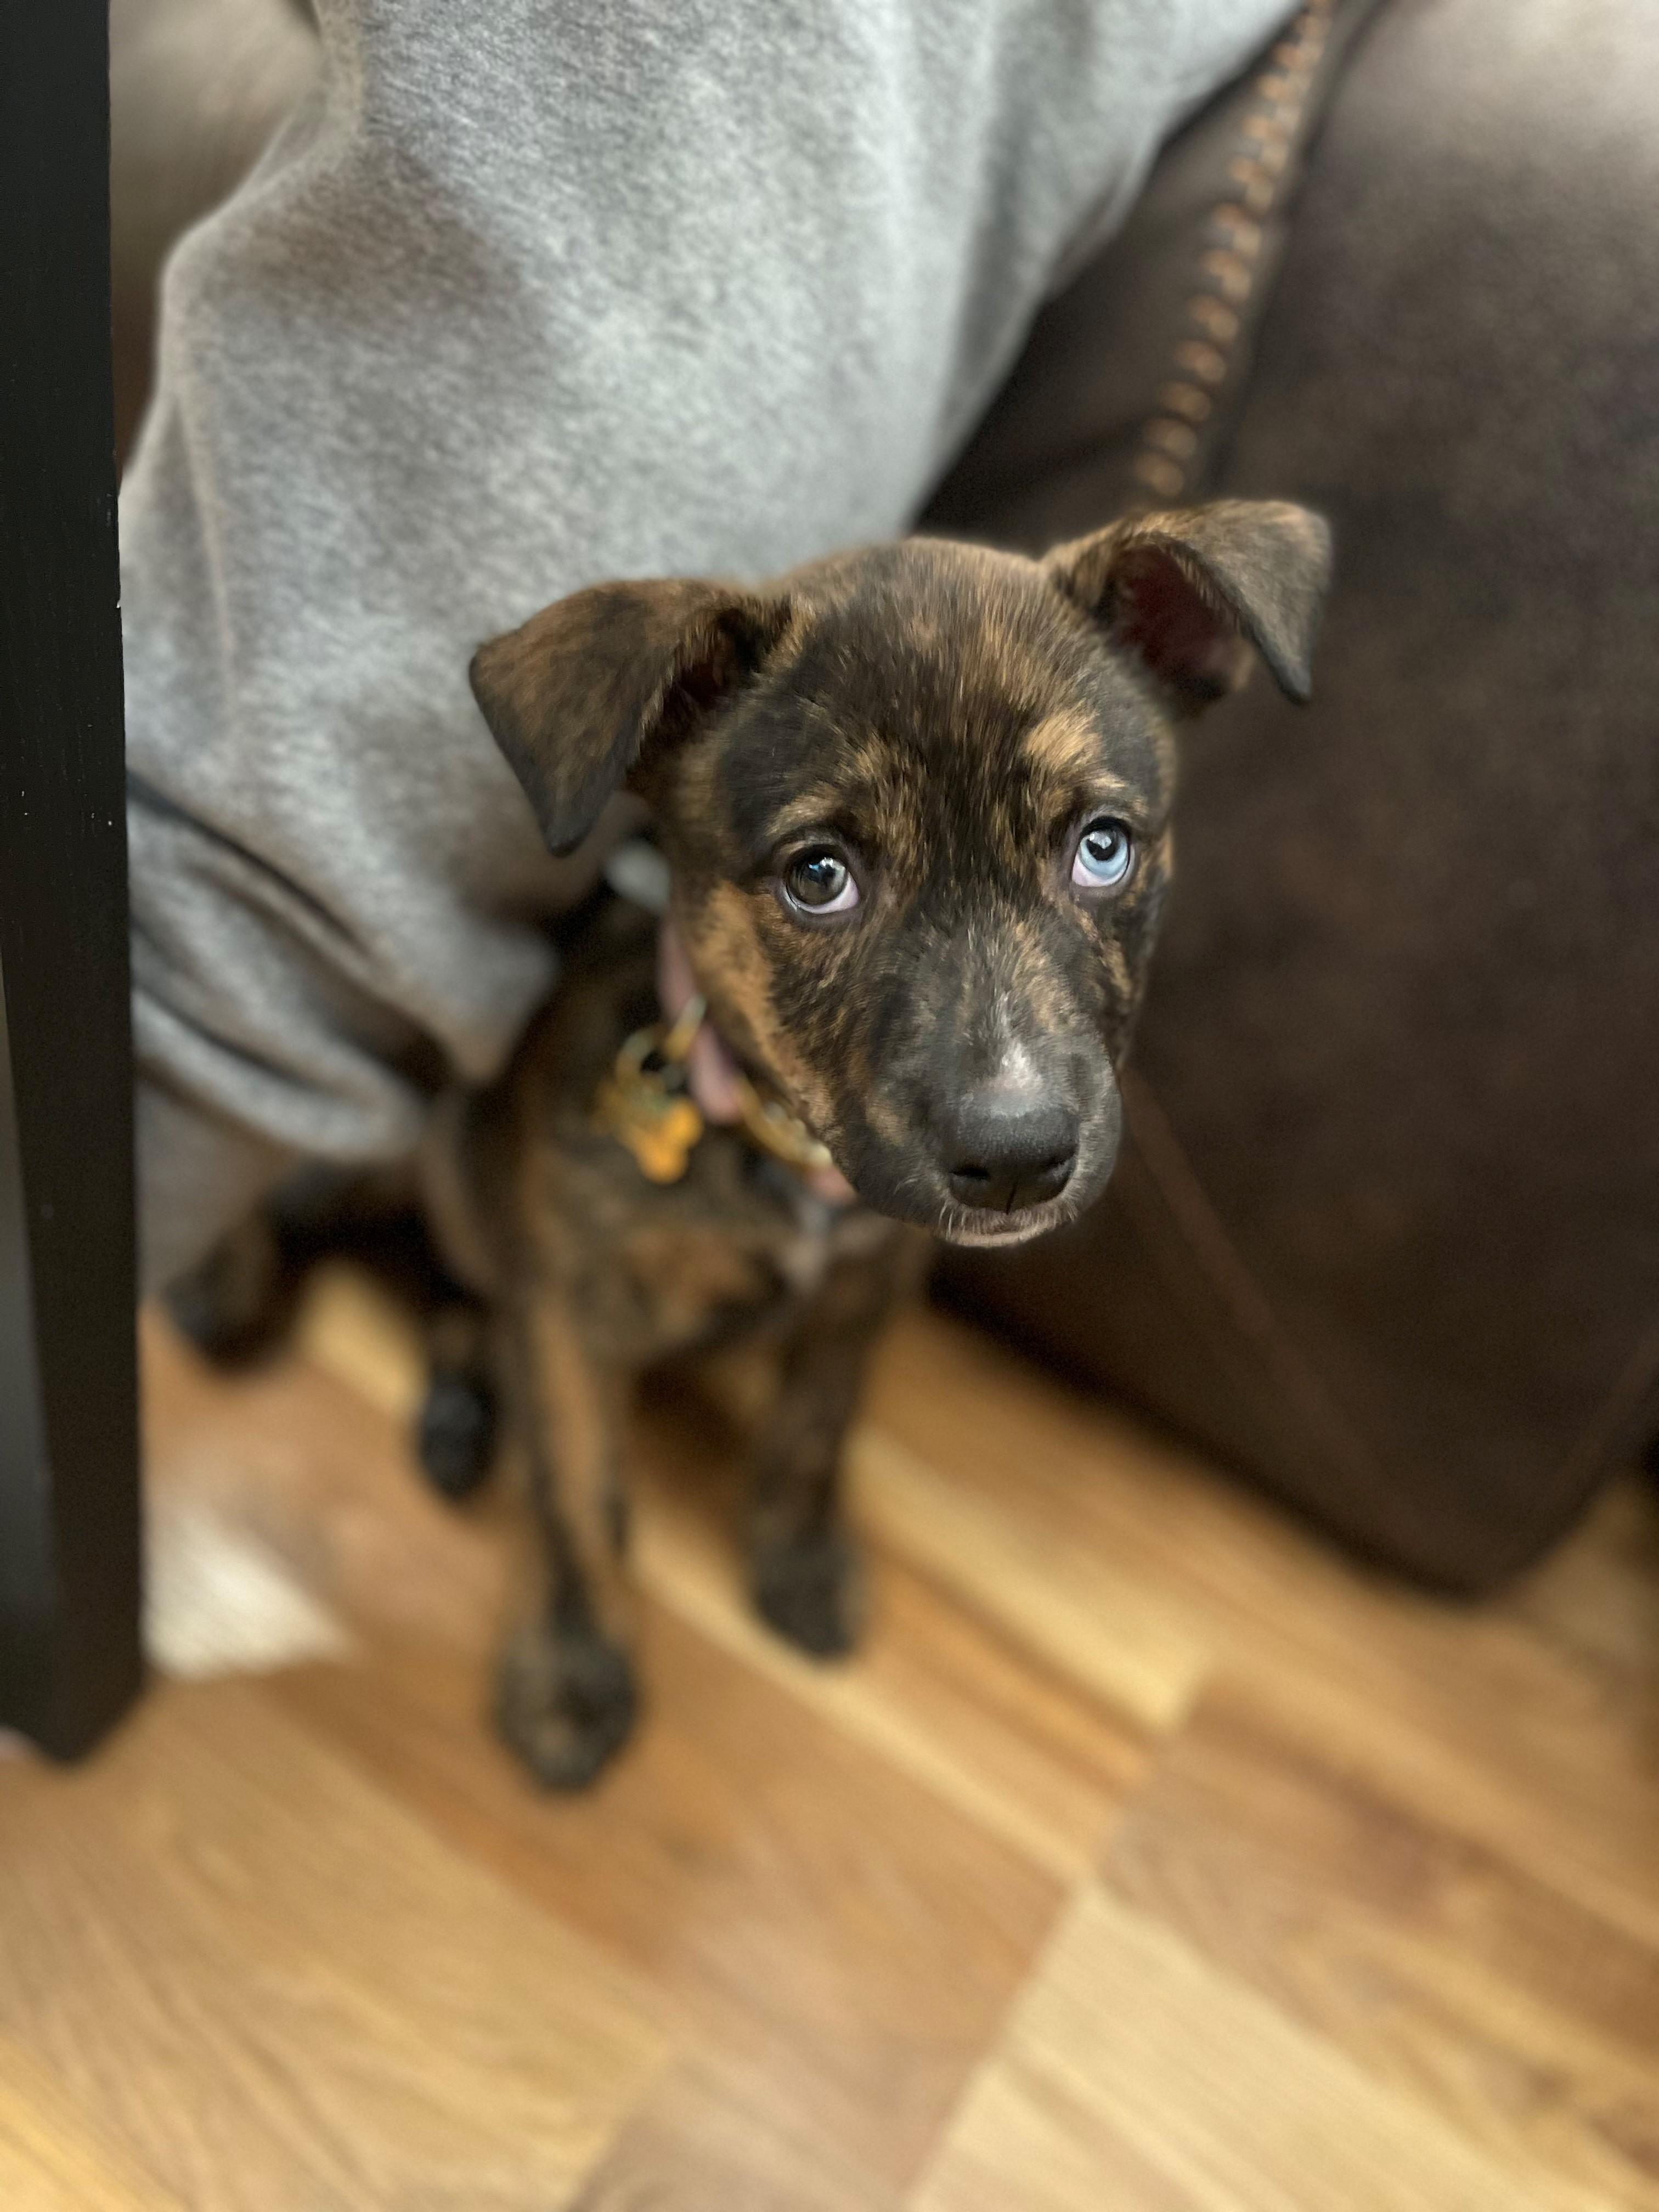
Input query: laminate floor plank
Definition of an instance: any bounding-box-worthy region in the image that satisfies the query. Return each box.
[2,1280,1651,2209]
[0,1683,664,2212]
[910,1887,1612,2212]
[0,2034,189,2212]
[861,1311,1659,1950]
[1102,1684,1659,2210]
[272,1599,1062,2187]
[569,2059,902,2212]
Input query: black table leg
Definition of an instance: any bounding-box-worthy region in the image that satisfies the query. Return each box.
[0,0,143,1757]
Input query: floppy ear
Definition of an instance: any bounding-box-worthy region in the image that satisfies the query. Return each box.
[470,578,792,854]
[1043,499,1331,715]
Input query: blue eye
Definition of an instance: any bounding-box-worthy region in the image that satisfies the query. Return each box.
[1070,818,1135,891]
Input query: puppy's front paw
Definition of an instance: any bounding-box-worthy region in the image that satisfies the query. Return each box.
[752,1529,865,1660]
[494,1624,638,1790]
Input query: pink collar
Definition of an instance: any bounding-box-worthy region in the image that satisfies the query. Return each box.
[657,918,857,1207]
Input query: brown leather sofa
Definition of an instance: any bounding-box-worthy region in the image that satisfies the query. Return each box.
[927,0,1659,1589]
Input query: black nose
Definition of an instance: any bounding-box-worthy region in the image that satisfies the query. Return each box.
[944,1090,1078,1213]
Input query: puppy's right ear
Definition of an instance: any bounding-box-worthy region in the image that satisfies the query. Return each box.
[470,578,792,855]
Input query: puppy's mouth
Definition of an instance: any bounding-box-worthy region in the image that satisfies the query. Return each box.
[838,1102,1121,1245]
[833,1148,1107,1246]
[931,1194,1085,1250]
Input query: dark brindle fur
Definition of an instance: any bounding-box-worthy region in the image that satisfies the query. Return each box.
[173,503,1329,1787]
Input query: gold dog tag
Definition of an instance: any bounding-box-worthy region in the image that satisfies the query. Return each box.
[590,997,707,1183]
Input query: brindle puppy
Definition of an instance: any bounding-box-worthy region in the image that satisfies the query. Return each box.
[172,500,1328,1788]
[441,499,1328,1786]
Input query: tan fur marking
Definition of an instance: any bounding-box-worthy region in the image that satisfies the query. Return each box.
[1101,939,1133,1000]
[681,882,839,1138]
[1024,707,1109,785]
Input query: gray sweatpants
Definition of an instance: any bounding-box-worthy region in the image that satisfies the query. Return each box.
[126,0,1292,1290]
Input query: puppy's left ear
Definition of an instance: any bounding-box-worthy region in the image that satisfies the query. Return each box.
[1043,499,1331,716]
[470,578,792,854]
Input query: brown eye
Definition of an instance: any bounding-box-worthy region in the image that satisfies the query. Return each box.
[781,848,859,916]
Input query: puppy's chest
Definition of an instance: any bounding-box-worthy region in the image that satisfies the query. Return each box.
[560,1133,894,1359]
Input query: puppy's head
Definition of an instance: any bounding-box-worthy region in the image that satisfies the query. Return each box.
[471,503,1329,1245]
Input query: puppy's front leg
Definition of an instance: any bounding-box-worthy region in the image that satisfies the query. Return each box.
[496,1277,637,1788]
[748,1241,912,1658]
[416,1297,498,1500]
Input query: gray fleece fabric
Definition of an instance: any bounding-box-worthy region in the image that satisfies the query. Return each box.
[126,0,1292,1289]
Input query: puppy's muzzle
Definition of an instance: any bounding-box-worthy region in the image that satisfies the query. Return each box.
[941,1087,1078,1214]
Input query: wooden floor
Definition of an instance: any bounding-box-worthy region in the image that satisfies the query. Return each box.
[3,1268,1658,2211]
